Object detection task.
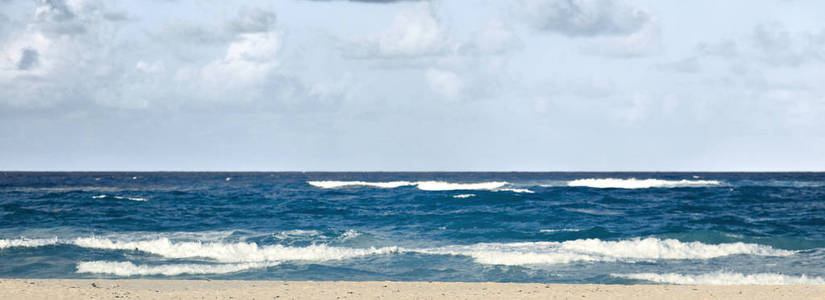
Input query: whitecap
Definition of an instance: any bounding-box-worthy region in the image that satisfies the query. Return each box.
[273,230,321,240]
[0,237,59,249]
[76,261,278,276]
[453,194,476,199]
[567,178,721,189]
[71,237,399,263]
[497,188,535,193]
[414,181,508,191]
[92,195,107,199]
[307,180,521,192]
[307,181,415,189]
[338,229,361,241]
[612,271,825,285]
[3,235,797,267]
[113,196,147,201]
[419,238,794,266]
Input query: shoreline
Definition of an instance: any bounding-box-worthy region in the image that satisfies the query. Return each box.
[2,279,823,299]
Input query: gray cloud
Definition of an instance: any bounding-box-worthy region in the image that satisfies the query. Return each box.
[753,24,825,66]
[227,8,277,33]
[155,21,230,45]
[16,48,39,70]
[41,0,75,22]
[521,0,650,37]
[2,0,825,171]
[307,0,422,3]
[33,0,91,36]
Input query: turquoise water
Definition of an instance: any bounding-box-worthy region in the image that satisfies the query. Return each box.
[1,172,824,284]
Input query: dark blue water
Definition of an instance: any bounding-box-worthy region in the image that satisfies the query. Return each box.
[1,172,824,284]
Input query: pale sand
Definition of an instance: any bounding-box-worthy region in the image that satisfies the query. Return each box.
[1,279,823,299]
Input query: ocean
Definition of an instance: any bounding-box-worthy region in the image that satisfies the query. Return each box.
[1,172,824,285]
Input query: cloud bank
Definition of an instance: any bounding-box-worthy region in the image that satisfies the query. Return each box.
[1,0,823,171]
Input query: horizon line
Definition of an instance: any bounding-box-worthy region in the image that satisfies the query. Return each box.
[2,170,824,173]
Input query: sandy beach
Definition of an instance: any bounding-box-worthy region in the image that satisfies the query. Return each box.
[0,279,822,299]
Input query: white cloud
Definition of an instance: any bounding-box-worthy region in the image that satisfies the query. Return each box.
[354,3,449,58]
[200,31,282,88]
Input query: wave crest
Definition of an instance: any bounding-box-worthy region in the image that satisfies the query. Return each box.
[2,235,796,267]
[0,238,59,249]
[612,272,825,285]
[567,178,721,189]
[422,238,794,266]
[72,237,398,263]
[77,261,278,276]
[452,194,476,199]
[307,180,529,192]
[307,181,414,189]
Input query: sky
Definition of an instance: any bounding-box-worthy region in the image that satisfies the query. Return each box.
[1,0,824,171]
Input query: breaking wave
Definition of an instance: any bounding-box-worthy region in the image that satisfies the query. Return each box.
[452,194,476,199]
[307,181,414,189]
[273,229,321,240]
[420,238,794,266]
[567,178,722,189]
[1,236,796,268]
[0,238,59,249]
[307,180,531,192]
[72,237,399,263]
[77,261,279,276]
[612,271,825,285]
[91,195,147,201]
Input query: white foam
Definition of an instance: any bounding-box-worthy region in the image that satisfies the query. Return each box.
[612,272,825,285]
[76,261,278,276]
[453,194,476,199]
[0,238,59,249]
[71,237,399,263]
[567,178,721,189]
[308,181,415,189]
[307,180,516,192]
[339,229,361,241]
[415,181,508,191]
[273,230,321,240]
[2,235,797,268]
[497,188,535,193]
[113,196,147,201]
[556,238,793,260]
[420,242,599,265]
[419,238,794,266]
[92,195,107,199]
